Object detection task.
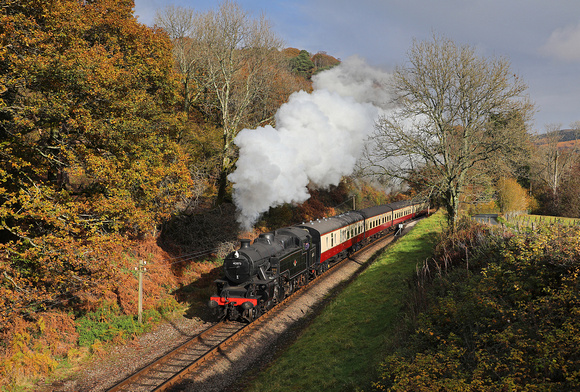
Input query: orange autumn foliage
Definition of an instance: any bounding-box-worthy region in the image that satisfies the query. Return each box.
[0,1,195,380]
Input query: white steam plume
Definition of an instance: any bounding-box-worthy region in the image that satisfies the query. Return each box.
[228,56,393,229]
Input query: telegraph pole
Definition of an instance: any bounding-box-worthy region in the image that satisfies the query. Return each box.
[136,260,147,324]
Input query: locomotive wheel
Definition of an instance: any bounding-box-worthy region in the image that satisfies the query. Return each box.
[309,269,317,280]
[286,280,294,297]
[243,306,261,322]
[273,285,282,304]
[213,306,226,320]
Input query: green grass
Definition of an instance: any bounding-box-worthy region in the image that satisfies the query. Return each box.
[246,212,446,392]
[514,214,580,226]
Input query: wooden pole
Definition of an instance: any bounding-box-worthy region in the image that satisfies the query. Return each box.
[137,260,146,324]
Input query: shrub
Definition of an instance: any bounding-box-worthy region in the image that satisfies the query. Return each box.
[371,224,580,391]
[0,312,78,388]
[75,300,177,347]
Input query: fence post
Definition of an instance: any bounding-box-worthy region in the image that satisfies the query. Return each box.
[137,260,147,324]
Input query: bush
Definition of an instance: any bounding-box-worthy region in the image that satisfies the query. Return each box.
[0,312,78,388]
[371,223,580,391]
[75,299,177,347]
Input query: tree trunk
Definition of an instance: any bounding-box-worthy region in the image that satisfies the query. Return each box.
[216,169,229,206]
[215,129,235,205]
[444,186,459,232]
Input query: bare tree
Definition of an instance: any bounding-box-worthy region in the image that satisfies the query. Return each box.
[532,122,580,211]
[156,1,286,205]
[365,35,534,230]
[196,1,285,204]
[155,5,198,113]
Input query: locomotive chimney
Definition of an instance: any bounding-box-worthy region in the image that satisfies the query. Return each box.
[240,239,251,249]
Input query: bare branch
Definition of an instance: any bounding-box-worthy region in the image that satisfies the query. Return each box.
[365,34,534,229]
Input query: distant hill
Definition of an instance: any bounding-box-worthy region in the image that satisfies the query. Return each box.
[533,129,580,149]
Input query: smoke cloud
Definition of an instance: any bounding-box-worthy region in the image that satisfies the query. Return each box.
[228,56,393,229]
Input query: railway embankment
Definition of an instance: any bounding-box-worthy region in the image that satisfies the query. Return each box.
[242,211,445,391]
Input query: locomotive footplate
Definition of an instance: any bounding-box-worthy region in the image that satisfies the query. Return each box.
[209,283,259,306]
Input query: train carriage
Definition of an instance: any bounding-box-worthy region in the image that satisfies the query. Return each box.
[297,211,365,270]
[209,199,429,322]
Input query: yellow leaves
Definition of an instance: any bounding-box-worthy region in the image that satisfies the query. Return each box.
[1,4,195,385]
[497,177,531,215]
[0,311,78,386]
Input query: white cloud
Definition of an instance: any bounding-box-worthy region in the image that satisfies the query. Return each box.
[540,21,580,61]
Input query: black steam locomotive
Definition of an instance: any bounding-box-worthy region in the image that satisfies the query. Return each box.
[208,200,429,322]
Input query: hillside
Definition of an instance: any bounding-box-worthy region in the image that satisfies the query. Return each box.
[533,128,580,148]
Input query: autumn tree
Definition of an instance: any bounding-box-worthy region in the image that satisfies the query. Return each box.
[312,51,340,68]
[366,35,534,230]
[558,157,580,218]
[496,177,530,219]
[156,0,285,204]
[311,51,340,74]
[0,0,192,323]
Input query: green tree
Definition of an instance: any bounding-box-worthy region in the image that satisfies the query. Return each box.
[289,49,315,78]
[366,35,534,231]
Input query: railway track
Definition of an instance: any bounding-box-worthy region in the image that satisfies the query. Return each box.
[106,228,406,392]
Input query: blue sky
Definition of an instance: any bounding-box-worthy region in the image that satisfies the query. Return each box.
[133,0,580,131]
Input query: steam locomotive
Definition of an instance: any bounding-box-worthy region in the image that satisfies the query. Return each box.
[208,199,429,322]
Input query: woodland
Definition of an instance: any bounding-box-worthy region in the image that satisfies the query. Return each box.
[1,0,580,389]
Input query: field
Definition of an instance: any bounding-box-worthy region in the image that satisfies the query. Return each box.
[511,213,580,226]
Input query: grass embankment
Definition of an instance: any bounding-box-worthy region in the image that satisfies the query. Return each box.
[246,212,445,392]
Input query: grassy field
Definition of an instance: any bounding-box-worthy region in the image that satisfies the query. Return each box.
[245,212,446,392]
[513,214,580,225]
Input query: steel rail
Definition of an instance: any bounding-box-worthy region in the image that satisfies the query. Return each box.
[105,322,235,392]
[106,224,409,392]
[149,228,401,391]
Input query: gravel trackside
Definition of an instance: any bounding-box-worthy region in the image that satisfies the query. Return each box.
[42,221,418,392]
